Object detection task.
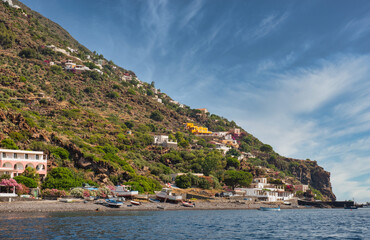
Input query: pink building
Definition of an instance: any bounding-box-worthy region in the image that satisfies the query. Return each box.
[0,149,47,178]
[294,184,309,192]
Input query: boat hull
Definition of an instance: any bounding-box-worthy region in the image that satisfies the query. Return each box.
[259,207,280,211]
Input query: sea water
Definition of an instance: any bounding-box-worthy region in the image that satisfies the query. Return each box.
[0,208,368,239]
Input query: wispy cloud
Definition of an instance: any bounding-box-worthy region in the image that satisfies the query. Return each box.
[257,52,296,73]
[215,54,370,201]
[245,12,289,42]
[342,14,370,40]
[179,0,204,29]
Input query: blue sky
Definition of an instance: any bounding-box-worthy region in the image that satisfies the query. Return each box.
[21,0,370,202]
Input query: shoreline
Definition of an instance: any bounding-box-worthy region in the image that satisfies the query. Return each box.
[0,199,310,213]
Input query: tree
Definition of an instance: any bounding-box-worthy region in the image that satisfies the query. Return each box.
[202,151,223,176]
[22,167,40,182]
[14,176,37,188]
[175,174,192,189]
[150,110,163,121]
[223,170,253,190]
[226,148,240,157]
[42,167,83,190]
[226,157,240,169]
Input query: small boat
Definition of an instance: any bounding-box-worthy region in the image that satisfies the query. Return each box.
[112,185,139,198]
[105,199,123,208]
[157,205,165,210]
[344,205,358,209]
[156,188,182,202]
[259,206,280,211]
[182,201,195,208]
[149,198,161,203]
[130,200,141,206]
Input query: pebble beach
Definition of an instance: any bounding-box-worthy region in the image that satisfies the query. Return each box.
[0,199,302,213]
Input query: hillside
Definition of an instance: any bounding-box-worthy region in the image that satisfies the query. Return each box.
[0,0,335,200]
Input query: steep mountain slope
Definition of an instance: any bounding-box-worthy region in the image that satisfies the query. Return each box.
[0,0,335,200]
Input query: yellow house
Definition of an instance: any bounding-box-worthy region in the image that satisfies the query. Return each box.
[184,123,212,135]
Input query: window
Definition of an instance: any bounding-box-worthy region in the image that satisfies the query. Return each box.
[25,154,28,159]
[36,155,39,160]
[2,153,5,158]
[14,153,17,159]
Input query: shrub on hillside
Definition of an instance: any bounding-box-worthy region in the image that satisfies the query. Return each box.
[42,167,83,190]
[260,144,273,152]
[50,65,63,74]
[19,48,38,59]
[150,110,163,121]
[175,174,192,189]
[0,139,18,149]
[42,189,67,197]
[124,175,161,193]
[0,22,15,48]
[14,176,37,188]
[70,188,84,198]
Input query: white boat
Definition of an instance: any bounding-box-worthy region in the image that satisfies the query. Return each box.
[182,201,195,208]
[105,199,123,208]
[259,206,280,211]
[112,185,139,198]
[130,200,141,205]
[156,188,182,202]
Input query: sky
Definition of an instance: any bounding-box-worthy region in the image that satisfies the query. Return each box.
[20,0,370,202]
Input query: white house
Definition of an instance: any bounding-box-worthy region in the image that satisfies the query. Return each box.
[215,143,231,155]
[235,177,294,202]
[153,135,177,149]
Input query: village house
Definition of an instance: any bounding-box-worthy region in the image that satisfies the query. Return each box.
[47,45,69,55]
[212,131,229,137]
[293,184,309,193]
[185,123,212,135]
[197,108,208,114]
[67,47,78,53]
[169,100,184,108]
[229,128,241,136]
[0,149,48,178]
[153,135,178,149]
[235,177,294,202]
[122,73,132,81]
[215,143,231,155]
[64,59,76,70]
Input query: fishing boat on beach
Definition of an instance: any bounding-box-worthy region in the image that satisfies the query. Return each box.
[112,185,139,198]
[156,188,182,202]
[259,206,280,211]
[105,199,123,208]
[182,201,195,208]
[130,200,141,205]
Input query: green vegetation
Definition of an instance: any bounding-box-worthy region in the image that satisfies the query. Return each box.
[42,167,84,190]
[0,139,18,149]
[223,170,253,189]
[14,176,38,188]
[150,110,163,121]
[0,22,15,48]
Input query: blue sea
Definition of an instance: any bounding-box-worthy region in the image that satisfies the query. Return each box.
[0,208,368,239]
